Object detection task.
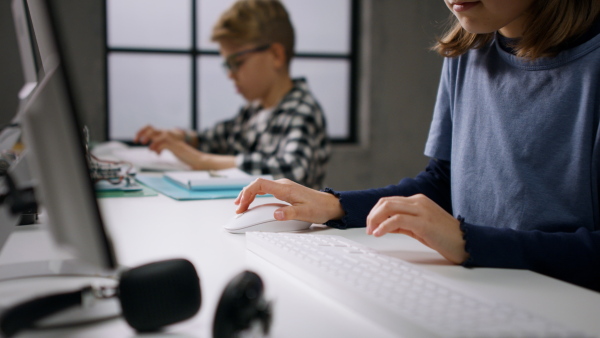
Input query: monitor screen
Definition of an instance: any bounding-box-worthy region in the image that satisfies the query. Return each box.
[0,0,44,251]
[11,0,40,93]
[18,0,117,270]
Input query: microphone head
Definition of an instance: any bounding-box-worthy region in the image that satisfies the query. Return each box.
[118,259,201,332]
[213,270,272,338]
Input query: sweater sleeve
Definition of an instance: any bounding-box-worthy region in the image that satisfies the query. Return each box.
[325,158,452,229]
[461,222,600,292]
[196,113,242,154]
[236,110,329,189]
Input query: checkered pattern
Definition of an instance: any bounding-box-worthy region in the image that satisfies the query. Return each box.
[196,78,330,189]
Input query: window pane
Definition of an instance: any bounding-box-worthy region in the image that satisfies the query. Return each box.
[284,0,351,54]
[197,0,236,51]
[197,0,351,55]
[291,58,350,139]
[196,55,245,130]
[109,53,192,140]
[107,0,192,49]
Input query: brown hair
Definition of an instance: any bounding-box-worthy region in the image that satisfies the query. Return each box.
[433,0,600,59]
[211,0,295,64]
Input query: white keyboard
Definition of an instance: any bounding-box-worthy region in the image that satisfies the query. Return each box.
[246,232,586,338]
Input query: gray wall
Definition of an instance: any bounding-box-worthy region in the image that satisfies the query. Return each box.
[0,0,449,191]
[327,1,448,190]
[0,0,23,126]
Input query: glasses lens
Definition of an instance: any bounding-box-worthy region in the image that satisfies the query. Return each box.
[222,61,231,74]
[222,45,270,74]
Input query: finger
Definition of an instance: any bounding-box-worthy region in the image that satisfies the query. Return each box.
[234,189,268,206]
[133,126,149,143]
[366,197,418,235]
[236,178,287,213]
[273,204,314,222]
[148,138,168,154]
[138,131,156,145]
[367,197,401,234]
[366,198,390,235]
[235,180,276,213]
[135,126,156,144]
[365,199,383,235]
[235,184,262,213]
[274,205,296,221]
[234,190,243,205]
[372,214,412,237]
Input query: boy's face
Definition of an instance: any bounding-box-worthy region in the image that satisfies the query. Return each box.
[219,41,279,104]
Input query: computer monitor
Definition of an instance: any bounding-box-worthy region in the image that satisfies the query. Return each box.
[0,0,43,253]
[1,0,40,146]
[18,0,117,270]
[11,0,40,101]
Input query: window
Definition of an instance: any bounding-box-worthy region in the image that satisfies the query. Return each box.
[105,0,358,142]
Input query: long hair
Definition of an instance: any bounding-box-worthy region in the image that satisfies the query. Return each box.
[433,0,600,59]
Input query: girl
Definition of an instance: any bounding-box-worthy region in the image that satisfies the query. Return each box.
[235,0,600,292]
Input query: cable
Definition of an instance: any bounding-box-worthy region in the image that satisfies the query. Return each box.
[0,123,19,133]
[0,274,119,337]
[1,288,86,337]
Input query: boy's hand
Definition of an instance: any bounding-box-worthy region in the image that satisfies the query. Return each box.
[366,194,468,264]
[145,131,186,155]
[134,125,185,145]
[235,178,345,224]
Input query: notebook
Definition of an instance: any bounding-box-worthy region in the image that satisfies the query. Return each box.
[91,141,191,172]
[136,174,271,201]
[164,168,273,191]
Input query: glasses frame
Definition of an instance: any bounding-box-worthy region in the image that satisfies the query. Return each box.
[222,44,272,74]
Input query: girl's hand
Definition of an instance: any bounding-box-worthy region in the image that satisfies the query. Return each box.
[366,194,468,264]
[235,178,345,224]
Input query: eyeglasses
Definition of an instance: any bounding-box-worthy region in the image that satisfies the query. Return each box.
[222,44,271,74]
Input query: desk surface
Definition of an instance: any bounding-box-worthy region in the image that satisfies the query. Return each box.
[1,192,599,337]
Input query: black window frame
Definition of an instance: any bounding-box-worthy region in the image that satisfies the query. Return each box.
[103,0,360,144]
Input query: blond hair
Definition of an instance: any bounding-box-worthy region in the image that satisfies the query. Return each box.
[433,0,600,59]
[211,0,295,64]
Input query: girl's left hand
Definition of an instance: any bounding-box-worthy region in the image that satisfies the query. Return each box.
[366,194,468,264]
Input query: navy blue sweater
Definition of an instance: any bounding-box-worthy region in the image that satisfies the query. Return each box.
[325,159,600,292]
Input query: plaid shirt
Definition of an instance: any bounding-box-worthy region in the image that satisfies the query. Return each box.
[196,78,330,189]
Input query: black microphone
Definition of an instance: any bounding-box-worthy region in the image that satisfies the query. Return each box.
[119,258,201,332]
[0,258,201,337]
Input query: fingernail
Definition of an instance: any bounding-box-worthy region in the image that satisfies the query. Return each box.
[373,229,380,236]
[274,210,284,220]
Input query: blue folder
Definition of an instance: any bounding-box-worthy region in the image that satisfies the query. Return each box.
[136,174,270,201]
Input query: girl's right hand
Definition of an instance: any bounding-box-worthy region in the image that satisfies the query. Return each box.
[235,178,345,224]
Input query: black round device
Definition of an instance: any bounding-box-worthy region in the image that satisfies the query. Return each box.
[213,270,272,338]
[119,258,201,332]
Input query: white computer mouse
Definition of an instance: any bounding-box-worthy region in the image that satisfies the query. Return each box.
[224,203,312,234]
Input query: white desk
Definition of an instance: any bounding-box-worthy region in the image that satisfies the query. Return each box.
[1,192,600,337]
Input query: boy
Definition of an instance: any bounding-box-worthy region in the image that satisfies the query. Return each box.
[135,0,330,189]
